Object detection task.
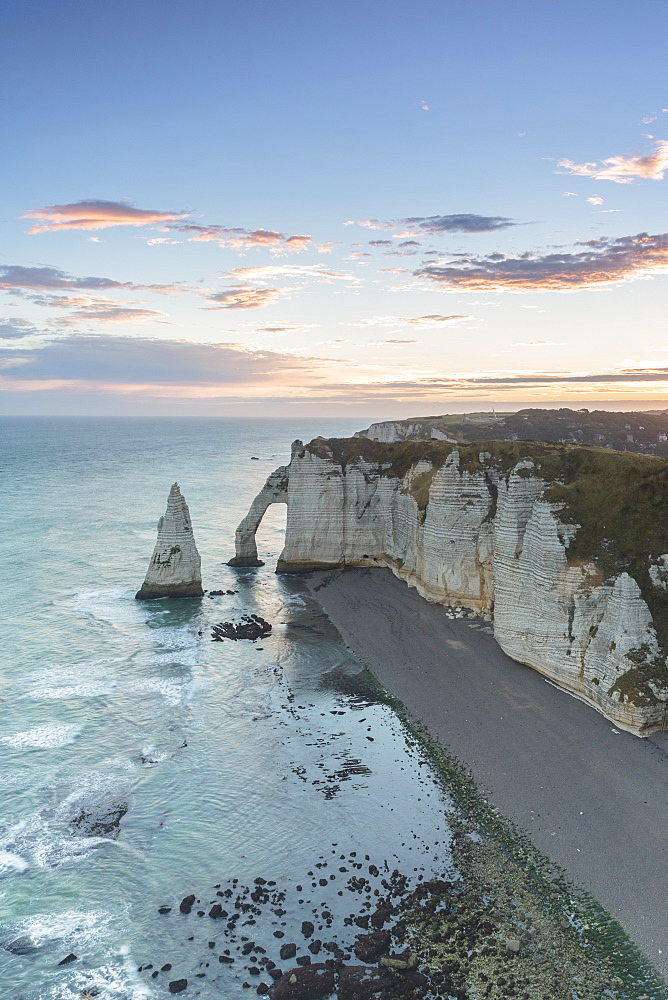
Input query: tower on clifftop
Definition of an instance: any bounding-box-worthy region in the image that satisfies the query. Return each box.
[136,483,204,600]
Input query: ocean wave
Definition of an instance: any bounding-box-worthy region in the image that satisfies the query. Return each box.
[0,850,29,873]
[128,674,199,708]
[0,908,110,957]
[0,723,82,749]
[65,587,137,625]
[18,657,125,702]
[49,966,156,1000]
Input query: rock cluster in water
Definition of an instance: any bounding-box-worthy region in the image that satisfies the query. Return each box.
[211,615,273,641]
[136,483,203,600]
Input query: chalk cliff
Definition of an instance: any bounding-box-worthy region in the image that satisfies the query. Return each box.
[232,437,668,734]
[136,483,203,600]
[355,420,457,443]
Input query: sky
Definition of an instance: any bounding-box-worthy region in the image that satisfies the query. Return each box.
[2,0,668,418]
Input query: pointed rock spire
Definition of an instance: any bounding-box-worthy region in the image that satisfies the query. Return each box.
[136,483,204,600]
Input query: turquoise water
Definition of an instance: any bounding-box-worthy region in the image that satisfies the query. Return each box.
[0,418,455,999]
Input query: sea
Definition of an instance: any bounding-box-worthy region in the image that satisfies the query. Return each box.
[0,417,456,1000]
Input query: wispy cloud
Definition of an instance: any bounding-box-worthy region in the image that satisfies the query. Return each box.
[0,264,181,295]
[23,199,186,233]
[347,214,517,236]
[556,140,668,184]
[50,306,169,328]
[254,324,315,335]
[175,224,329,254]
[510,341,567,347]
[0,318,42,339]
[1,264,133,292]
[202,286,283,310]
[20,199,334,255]
[416,231,668,291]
[224,264,349,282]
[347,314,472,328]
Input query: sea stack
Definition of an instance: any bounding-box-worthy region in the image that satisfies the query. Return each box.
[136,483,204,600]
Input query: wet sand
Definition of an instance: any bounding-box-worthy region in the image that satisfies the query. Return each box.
[308,567,668,978]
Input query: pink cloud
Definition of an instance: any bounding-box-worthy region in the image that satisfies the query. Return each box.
[176,224,327,254]
[203,286,283,310]
[557,140,668,184]
[416,231,668,291]
[23,199,187,233]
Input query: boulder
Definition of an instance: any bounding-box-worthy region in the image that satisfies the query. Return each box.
[352,931,390,963]
[270,963,335,1000]
[337,965,394,999]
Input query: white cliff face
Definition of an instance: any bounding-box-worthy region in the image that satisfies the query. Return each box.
[232,440,668,733]
[354,419,456,444]
[355,420,430,443]
[136,483,203,599]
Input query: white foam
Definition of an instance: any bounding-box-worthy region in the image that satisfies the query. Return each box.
[17,657,124,702]
[0,723,82,749]
[1,908,110,952]
[52,963,156,1000]
[0,850,28,872]
[129,675,198,708]
[66,587,136,626]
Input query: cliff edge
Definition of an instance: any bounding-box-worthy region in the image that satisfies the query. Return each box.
[231,437,668,734]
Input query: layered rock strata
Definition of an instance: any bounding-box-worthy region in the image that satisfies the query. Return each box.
[232,438,668,734]
[136,483,203,599]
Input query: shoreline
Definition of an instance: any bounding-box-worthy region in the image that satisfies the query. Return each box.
[307,566,668,981]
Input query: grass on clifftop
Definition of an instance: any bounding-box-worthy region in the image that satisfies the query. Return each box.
[306,437,668,697]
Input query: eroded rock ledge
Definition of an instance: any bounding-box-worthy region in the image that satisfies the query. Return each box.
[231,438,668,735]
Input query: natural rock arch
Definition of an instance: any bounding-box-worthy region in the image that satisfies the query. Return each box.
[227,466,289,567]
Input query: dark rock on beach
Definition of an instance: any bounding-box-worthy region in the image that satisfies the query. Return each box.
[180,894,196,914]
[169,979,188,994]
[270,963,335,1000]
[352,930,391,963]
[337,964,394,999]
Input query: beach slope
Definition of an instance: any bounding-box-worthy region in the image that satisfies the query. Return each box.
[309,567,668,976]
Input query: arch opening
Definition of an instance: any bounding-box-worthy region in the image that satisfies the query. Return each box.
[228,466,289,567]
